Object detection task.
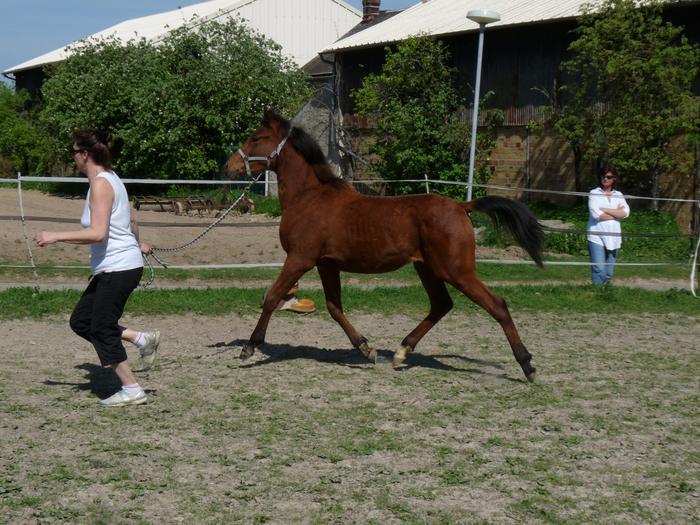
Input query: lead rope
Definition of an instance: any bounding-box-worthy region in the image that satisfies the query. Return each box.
[17,173,41,294]
[139,171,266,288]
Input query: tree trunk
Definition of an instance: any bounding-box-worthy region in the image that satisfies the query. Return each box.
[651,163,660,211]
[573,146,585,203]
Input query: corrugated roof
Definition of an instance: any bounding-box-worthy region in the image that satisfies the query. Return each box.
[325,0,588,52]
[5,0,360,74]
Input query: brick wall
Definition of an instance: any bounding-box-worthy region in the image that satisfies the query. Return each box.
[344,118,699,232]
[487,128,697,233]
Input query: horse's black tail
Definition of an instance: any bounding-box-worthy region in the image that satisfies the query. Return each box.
[462,196,544,267]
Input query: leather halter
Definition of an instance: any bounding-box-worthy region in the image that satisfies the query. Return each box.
[235,130,291,177]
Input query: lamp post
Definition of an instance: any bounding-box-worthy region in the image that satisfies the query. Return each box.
[465,9,500,201]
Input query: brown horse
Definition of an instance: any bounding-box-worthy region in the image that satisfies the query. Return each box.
[226,110,544,381]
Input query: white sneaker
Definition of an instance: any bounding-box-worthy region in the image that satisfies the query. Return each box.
[139,330,161,370]
[100,388,147,407]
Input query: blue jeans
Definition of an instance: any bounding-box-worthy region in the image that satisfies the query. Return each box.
[588,241,618,285]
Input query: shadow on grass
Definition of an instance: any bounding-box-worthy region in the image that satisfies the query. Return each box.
[43,363,158,399]
[207,339,524,383]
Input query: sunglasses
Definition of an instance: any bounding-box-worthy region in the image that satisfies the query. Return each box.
[69,147,86,156]
[602,175,615,180]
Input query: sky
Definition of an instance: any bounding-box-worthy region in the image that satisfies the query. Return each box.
[0,0,414,81]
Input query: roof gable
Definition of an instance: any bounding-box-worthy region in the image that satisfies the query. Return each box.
[325,0,590,52]
[5,0,360,74]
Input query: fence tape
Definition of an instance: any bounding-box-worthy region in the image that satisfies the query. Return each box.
[5,173,698,294]
[6,175,700,205]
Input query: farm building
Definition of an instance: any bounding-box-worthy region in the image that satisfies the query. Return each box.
[324,0,700,230]
[2,0,361,96]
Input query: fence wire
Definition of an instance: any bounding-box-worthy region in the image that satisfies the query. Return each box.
[3,173,699,296]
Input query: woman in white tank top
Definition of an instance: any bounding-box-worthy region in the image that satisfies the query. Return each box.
[34,129,161,407]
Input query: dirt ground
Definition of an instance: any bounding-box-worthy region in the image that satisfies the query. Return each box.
[0,188,286,268]
[1,190,698,522]
[1,311,698,523]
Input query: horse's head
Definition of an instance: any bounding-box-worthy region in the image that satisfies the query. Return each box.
[225,110,289,179]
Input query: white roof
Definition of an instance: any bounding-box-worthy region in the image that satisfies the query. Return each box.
[325,0,587,52]
[5,0,360,74]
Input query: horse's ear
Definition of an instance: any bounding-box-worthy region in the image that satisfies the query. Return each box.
[262,108,284,135]
[262,109,277,127]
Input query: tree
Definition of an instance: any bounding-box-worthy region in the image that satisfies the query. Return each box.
[352,35,501,199]
[0,85,53,176]
[552,0,700,204]
[39,18,313,180]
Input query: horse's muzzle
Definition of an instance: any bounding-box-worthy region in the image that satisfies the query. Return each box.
[225,154,245,180]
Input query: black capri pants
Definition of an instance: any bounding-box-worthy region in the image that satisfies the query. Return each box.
[69,267,143,366]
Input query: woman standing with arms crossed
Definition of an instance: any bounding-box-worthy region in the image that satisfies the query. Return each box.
[587,165,630,285]
[34,129,160,407]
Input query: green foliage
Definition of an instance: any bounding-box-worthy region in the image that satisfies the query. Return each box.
[0,85,53,176]
[552,0,700,194]
[2,283,698,319]
[249,195,281,217]
[0,253,690,284]
[352,35,501,199]
[622,208,691,261]
[39,17,312,180]
[476,202,690,260]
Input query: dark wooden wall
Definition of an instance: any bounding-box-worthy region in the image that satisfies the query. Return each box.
[335,2,699,123]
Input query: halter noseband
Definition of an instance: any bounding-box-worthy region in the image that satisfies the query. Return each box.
[236,130,292,177]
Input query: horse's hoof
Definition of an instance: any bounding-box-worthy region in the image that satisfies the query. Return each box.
[392,346,410,369]
[526,371,537,383]
[358,343,376,364]
[240,346,255,360]
[367,348,377,364]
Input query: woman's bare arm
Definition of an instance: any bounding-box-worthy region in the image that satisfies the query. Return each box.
[34,179,112,246]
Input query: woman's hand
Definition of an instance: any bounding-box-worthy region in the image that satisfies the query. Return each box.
[34,231,58,246]
[139,242,153,255]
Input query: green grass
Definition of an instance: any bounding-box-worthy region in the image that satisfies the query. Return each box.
[474,203,695,261]
[2,283,697,320]
[0,255,693,283]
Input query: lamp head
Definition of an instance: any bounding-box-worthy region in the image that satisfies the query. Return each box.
[466,9,501,25]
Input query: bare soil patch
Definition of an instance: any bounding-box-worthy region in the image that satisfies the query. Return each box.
[0,189,690,292]
[0,188,286,268]
[1,311,698,523]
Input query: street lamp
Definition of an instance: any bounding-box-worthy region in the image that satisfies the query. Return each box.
[465,9,500,201]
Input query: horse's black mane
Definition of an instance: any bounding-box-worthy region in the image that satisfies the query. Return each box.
[271,112,352,191]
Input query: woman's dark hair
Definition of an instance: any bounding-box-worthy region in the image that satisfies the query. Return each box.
[73,128,113,169]
[599,164,618,190]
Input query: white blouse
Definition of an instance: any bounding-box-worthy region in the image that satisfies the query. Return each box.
[81,171,143,274]
[587,187,630,250]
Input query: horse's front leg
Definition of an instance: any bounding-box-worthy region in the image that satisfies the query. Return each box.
[241,256,313,359]
[317,261,376,363]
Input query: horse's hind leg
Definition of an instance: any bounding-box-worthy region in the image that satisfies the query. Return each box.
[317,261,376,363]
[452,273,536,382]
[393,262,453,368]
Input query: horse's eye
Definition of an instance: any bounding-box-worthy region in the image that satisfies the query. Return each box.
[251,136,260,143]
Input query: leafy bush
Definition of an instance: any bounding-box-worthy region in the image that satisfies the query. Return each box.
[550,0,699,196]
[0,85,54,176]
[475,202,691,261]
[352,35,501,199]
[40,17,312,181]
